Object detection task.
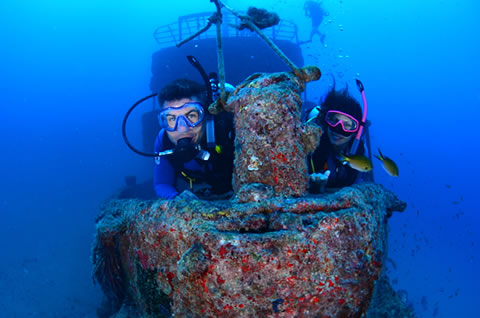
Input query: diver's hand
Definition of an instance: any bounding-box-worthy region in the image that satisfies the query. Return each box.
[309,170,330,182]
[309,170,330,194]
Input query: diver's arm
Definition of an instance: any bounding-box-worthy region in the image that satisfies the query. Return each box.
[154,183,178,199]
[153,134,179,199]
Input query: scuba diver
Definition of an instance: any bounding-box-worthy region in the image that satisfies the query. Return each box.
[122,55,236,200]
[306,80,373,193]
[303,0,329,45]
[153,78,235,199]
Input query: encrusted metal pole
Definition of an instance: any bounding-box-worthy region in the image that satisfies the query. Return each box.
[211,0,227,103]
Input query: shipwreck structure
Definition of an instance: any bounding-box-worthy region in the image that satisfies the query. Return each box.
[97,3,412,317]
[93,66,407,317]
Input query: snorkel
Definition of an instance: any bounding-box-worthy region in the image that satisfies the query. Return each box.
[187,55,217,150]
[187,56,213,104]
[349,79,368,155]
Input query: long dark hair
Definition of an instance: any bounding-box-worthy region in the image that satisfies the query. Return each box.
[318,86,363,126]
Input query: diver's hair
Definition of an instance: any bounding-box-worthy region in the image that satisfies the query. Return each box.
[158,78,207,107]
[319,86,363,123]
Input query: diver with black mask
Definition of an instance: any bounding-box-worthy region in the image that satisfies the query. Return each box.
[153,78,235,199]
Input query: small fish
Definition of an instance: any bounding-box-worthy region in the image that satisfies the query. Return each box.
[338,154,372,172]
[375,149,399,177]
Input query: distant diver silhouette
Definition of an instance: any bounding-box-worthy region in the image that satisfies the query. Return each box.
[302,0,329,45]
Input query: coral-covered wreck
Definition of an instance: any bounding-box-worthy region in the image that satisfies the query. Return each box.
[93,66,410,317]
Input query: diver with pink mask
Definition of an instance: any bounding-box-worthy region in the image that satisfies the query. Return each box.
[306,79,373,193]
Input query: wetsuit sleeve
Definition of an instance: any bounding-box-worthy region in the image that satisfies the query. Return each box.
[153,133,179,199]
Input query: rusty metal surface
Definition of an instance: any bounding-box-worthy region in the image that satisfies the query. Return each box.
[94,183,406,317]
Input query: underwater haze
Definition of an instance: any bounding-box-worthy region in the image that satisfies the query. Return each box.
[0,0,479,317]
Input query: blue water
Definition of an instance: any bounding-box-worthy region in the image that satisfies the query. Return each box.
[0,0,478,317]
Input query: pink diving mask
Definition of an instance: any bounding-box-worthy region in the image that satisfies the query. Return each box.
[325,110,360,134]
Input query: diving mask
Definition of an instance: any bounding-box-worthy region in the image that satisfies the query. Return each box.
[325,110,359,134]
[158,102,205,132]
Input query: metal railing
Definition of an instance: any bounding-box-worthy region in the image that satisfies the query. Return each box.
[153,11,299,47]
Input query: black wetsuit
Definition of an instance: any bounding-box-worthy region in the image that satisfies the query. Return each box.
[308,133,367,189]
[153,112,235,199]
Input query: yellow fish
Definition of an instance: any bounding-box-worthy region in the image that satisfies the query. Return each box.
[338,154,373,172]
[375,149,399,177]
